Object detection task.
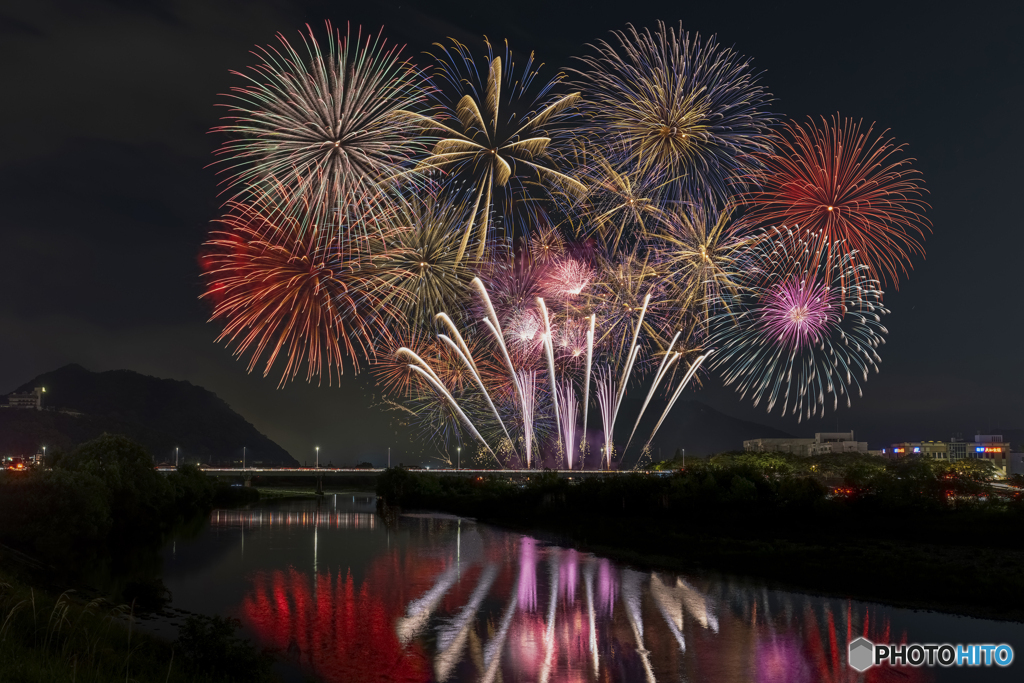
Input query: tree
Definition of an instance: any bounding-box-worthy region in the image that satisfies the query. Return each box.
[56,433,173,531]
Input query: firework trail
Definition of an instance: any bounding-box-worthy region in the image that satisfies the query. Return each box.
[709,227,889,421]
[557,380,580,468]
[581,314,596,453]
[624,331,682,453]
[744,115,930,288]
[518,370,538,467]
[644,351,711,448]
[594,367,617,469]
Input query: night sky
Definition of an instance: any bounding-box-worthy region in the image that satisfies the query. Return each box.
[1,0,1021,464]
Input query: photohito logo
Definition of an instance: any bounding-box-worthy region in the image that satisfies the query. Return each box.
[848,637,1014,671]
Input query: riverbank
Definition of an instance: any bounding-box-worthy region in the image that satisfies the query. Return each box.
[0,435,273,682]
[0,565,274,683]
[377,463,1024,622]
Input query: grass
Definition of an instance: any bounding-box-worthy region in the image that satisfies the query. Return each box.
[0,569,274,683]
[0,571,176,683]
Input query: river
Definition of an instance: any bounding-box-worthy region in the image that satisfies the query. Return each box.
[146,495,1023,682]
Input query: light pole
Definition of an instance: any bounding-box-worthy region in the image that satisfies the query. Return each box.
[243,446,246,470]
[175,447,179,468]
[42,446,46,466]
[315,446,319,469]
[457,446,461,471]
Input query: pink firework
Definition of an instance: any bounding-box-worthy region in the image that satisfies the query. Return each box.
[545,258,594,298]
[508,309,544,353]
[553,318,589,359]
[760,277,838,349]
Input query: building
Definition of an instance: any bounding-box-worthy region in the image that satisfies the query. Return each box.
[920,441,949,460]
[743,437,815,456]
[973,434,1011,473]
[1009,453,1024,476]
[810,432,869,455]
[744,431,869,456]
[5,387,44,410]
[886,441,951,459]
[883,435,1012,474]
[947,438,970,461]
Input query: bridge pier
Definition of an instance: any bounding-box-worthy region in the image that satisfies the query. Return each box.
[315,474,324,496]
[243,475,252,487]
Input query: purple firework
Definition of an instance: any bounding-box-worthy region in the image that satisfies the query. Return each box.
[760,277,838,350]
[709,227,888,421]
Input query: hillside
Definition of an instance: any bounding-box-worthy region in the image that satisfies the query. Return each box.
[647,400,794,457]
[1,364,297,465]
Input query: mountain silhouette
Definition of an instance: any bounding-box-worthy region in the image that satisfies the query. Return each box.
[1,364,297,465]
[644,399,794,458]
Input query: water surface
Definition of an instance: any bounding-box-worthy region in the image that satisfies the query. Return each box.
[152,495,1023,682]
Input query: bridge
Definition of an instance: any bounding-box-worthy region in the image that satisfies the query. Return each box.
[156,466,664,493]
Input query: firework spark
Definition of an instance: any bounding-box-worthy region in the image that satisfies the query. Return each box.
[373,191,474,330]
[709,227,889,421]
[398,38,585,262]
[213,23,430,244]
[200,199,389,387]
[744,116,930,288]
[650,201,753,338]
[570,21,773,202]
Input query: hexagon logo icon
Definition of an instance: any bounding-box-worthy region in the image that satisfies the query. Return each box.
[848,637,874,672]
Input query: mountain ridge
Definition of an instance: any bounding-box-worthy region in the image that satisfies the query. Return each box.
[2,364,297,465]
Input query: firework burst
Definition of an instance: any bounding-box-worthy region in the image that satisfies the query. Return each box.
[743,116,930,288]
[570,21,773,202]
[709,227,889,421]
[560,141,670,251]
[650,201,754,339]
[397,38,585,262]
[371,191,475,330]
[200,199,392,387]
[213,23,430,245]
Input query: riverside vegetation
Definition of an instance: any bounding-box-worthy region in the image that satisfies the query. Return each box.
[0,434,271,682]
[377,452,1024,620]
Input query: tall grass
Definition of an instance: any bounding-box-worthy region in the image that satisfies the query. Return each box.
[0,572,272,683]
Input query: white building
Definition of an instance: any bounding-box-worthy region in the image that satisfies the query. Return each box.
[744,431,869,456]
[6,387,44,410]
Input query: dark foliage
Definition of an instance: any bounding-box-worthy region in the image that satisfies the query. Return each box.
[175,615,274,682]
[377,455,1024,619]
[0,434,257,561]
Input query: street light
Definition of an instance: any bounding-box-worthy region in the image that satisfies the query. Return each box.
[42,446,46,466]
[457,446,461,471]
[175,447,179,468]
[315,446,319,469]
[243,446,246,470]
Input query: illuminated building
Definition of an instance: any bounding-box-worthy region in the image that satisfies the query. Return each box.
[972,434,1010,473]
[884,435,1011,473]
[4,386,44,410]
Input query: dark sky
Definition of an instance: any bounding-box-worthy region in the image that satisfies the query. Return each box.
[2,0,1021,463]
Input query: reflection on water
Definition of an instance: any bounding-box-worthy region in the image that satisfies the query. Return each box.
[158,497,1022,683]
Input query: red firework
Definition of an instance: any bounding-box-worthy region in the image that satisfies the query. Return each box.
[200,201,393,387]
[745,116,930,287]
